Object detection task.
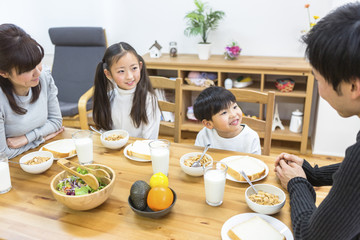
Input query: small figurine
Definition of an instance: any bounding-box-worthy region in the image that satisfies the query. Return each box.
[272,103,285,131]
[149,40,162,58]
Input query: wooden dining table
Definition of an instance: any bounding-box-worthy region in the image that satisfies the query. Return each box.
[0,127,332,240]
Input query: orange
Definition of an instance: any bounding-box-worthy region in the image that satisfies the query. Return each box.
[147,186,174,211]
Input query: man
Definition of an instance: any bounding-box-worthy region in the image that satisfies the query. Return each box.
[274,3,360,240]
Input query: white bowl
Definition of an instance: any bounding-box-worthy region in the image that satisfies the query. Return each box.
[100,129,129,149]
[179,152,213,177]
[19,151,54,174]
[245,184,286,215]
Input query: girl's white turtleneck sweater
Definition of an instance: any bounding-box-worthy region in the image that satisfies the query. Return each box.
[110,85,160,140]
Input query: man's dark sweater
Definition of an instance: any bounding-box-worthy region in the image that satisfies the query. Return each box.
[287,131,360,240]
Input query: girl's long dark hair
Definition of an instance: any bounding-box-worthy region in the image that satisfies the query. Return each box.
[93,42,156,130]
[0,24,43,114]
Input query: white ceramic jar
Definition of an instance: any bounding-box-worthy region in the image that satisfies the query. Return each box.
[224,78,233,89]
[289,109,303,133]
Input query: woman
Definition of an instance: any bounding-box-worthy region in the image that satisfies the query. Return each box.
[0,23,63,159]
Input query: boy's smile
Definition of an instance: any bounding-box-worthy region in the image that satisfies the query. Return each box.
[202,102,244,138]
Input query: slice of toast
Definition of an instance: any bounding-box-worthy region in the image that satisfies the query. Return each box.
[226,157,266,181]
[227,216,285,240]
[126,140,152,160]
[42,140,76,158]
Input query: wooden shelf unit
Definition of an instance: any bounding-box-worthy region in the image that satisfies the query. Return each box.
[143,53,314,154]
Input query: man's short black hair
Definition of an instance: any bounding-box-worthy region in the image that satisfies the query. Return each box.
[303,2,360,92]
[193,86,236,121]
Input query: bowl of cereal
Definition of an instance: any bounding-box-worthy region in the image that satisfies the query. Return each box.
[245,184,286,215]
[100,129,129,149]
[179,152,213,177]
[19,151,54,174]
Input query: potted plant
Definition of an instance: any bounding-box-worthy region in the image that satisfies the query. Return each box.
[184,0,225,60]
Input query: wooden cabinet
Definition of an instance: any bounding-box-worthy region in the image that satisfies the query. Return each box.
[143,53,314,154]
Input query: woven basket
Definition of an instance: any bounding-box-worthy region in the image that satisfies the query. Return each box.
[275,78,295,92]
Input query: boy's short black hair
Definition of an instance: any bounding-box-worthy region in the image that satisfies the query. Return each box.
[302,2,360,92]
[193,86,236,121]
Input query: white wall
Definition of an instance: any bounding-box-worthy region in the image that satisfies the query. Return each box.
[2,0,359,156]
[1,0,332,56]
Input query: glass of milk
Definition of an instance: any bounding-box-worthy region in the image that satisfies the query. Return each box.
[203,161,228,206]
[149,139,170,176]
[0,152,12,194]
[72,130,93,165]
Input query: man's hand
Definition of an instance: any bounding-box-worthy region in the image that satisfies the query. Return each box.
[275,160,306,190]
[7,135,28,148]
[275,152,304,168]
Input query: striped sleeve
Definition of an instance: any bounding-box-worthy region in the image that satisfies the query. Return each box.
[302,160,340,186]
[287,131,360,240]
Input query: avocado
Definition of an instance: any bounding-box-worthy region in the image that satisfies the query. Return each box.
[130,180,151,210]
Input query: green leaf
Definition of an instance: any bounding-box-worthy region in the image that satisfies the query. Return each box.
[75,186,91,195]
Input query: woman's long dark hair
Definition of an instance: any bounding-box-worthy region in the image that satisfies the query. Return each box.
[0,24,43,114]
[93,42,156,130]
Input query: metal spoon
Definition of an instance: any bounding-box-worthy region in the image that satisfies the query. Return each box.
[57,158,100,190]
[8,160,28,165]
[90,126,103,135]
[240,170,258,194]
[191,143,211,167]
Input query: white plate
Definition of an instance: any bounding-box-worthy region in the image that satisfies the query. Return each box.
[221,213,293,240]
[123,144,151,162]
[220,155,269,183]
[40,139,76,160]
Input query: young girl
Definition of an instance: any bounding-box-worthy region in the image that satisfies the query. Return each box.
[0,24,63,159]
[93,42,160,139]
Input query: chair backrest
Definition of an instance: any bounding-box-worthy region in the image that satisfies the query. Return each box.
[49,27,107,105]
[229,89,275,155]
[149,76,182,142]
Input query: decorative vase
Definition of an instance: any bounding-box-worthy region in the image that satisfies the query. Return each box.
[224,42,241,60]
[198,43,211,60]
[224,52,239,60]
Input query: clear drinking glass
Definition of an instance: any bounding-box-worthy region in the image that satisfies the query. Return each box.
[203,161,228,206]
[0,152,12,194]
[72,130,93,165]
[149,139,170,176]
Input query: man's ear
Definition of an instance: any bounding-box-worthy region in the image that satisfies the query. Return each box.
[0,71,10,79]
[202,119,214,129]
[350,77,360,99]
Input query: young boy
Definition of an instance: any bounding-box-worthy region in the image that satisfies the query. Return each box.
[193,86,261,155]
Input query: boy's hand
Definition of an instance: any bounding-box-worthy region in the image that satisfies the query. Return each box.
[275,160,306,190]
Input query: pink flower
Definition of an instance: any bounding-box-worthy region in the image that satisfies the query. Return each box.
[224,42,241,60]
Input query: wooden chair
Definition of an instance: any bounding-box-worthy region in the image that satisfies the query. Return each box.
[48,27,107,129]
[229,89,275,155]
[149,76,182,143]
